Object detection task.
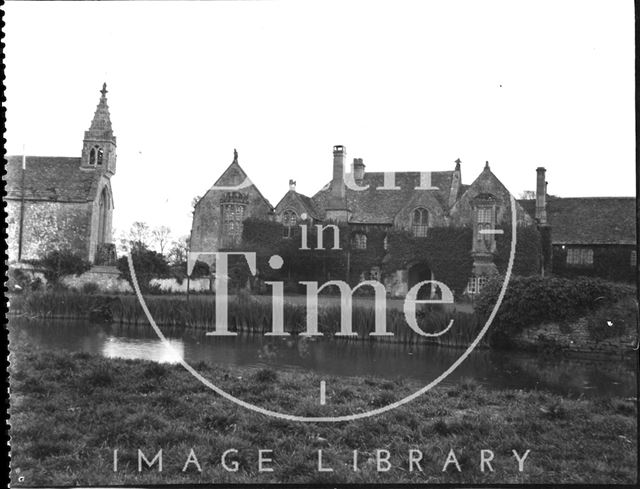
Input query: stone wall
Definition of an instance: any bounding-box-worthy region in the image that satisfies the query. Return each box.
[61,267,132,293]
[6,199,93,262]
[511,318,637,356]
[149,277,212,293]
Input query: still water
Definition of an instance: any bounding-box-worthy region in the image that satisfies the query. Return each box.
[9,318,637,398]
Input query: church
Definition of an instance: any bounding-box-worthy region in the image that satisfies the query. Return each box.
[5,84,118,266]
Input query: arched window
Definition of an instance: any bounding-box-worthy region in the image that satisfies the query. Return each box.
[222,203,245,246]
[97,187,109,244]
[282,210,298,238]
[412,208,429,237]
[352,232,367,250]
[97,147,104,165]
[89,148,96,165]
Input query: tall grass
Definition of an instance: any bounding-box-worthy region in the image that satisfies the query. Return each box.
[9,291,483,347]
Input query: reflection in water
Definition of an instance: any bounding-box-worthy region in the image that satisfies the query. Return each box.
[8,318,638,398]
[102,336,184,364]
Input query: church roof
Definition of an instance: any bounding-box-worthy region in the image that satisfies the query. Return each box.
[4,156,102,202]
[519,197,636,245]
[312,171,454,224]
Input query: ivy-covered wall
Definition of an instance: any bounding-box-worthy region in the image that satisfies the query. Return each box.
[494,225,542,277]
[237,218,547,295]
[383,228,474,294]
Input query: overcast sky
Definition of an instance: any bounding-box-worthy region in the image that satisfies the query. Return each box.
[4,0,635,240]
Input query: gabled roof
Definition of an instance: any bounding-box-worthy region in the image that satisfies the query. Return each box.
[519,197,637,245]
[198,158,273,210]
[4,156,102,202]
[449,164,534,225]
[312,171,454,224]
[274,189,322,220]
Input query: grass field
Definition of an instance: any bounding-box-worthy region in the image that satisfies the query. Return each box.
[8,335,638,485]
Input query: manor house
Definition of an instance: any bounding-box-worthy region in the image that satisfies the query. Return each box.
[5,84,118,265]
[190,146,542,296]
[190,146,636,296]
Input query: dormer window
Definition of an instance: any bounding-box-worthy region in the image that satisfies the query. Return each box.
[412,208,429,237]
[282,210,298,238]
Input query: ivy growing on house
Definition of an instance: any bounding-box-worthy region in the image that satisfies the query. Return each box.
[494,225,542,276]
[383,227,474,294]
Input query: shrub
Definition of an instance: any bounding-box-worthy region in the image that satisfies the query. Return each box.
[476,275,637,346]
[117,246,171,293]
[37,248,91,284]
[6,267,44,293]
[82,282,100,294]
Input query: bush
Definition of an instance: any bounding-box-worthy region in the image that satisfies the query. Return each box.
[117,246,171,293]
[82,282,100,294]
[6,267,44,293]
[476,275,636,346]
[37,249,91,284]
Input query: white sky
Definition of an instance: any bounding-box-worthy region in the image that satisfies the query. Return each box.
[4,0,636,239]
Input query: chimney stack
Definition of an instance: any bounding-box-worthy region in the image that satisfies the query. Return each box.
[352,157,365,182]
[535,167,547,224]
[289,179,296,191]
[326,145,350,221]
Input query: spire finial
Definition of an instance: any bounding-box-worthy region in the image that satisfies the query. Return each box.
[101,82,108,98]
[233,148,238,163]
[484,160,490,169]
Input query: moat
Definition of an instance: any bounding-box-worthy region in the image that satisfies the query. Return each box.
[10,317,637,398]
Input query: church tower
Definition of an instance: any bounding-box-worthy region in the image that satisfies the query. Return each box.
[81,83,117,175]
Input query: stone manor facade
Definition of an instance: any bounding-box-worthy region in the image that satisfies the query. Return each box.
[190,146,544,296]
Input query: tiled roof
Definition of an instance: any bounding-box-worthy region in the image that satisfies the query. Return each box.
[4,156,102,202]
[296,193,322,219]
[518,197,637,245]
[312,171,453,224]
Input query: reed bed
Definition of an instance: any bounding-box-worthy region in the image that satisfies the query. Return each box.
[9,291,484,347]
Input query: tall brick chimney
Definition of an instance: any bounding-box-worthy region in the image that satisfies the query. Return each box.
[352,157,365,182]
[326,145,350,221]
[535,167,547,224]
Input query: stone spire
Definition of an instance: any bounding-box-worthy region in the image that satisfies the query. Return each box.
[81,83,117,174]
[87,83,114,135]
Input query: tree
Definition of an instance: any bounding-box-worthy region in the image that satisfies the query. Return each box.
[520,190,536,200]
[117,247,171,293]
[168,235,189,266]
[152,225,172,255]
[126,221,151,252]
